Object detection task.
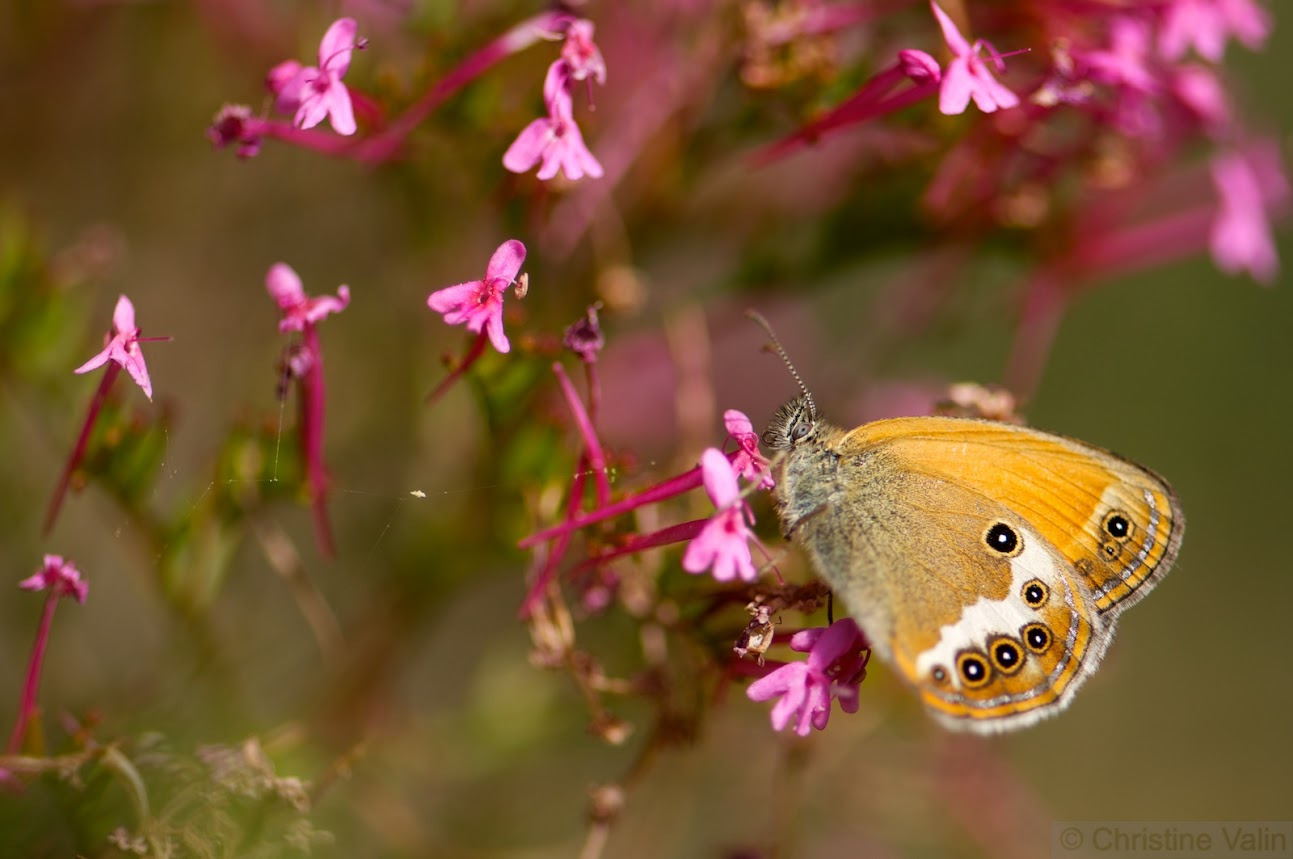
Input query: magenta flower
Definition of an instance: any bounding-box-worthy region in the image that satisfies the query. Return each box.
[273,18,359,135]
[562,19,606,85]
[1159,0,1271,62]
[427,239,527,354]
[75,294,154,401]
[207,104,264,159]
[682,448,757,582]
[18,555,88,604]
[503,62,604,181]
[1081,16,1159,94]
[724,409,774,489]
[8,554,89,753]
[930,1,1018,115]
[266,263,351,333]
[746,619,869,736]
[267,263,350,558]
[1210,148,1287,283]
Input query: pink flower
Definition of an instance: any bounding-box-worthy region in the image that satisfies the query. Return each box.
[503,62,604,181]
[18,555,88,604]
[1171,64,1231,128]
[930,1,1018,115]
[75,294,154,401]
[1159,0,1270,62]
[1209,147,1288,283]
[1081,16,1159,94]
[427,239,527,354]
[682,449,756,582]
[206,104,263,158]
[898,49,941,85]
[273,18,359,135]
[724,409,773,489]
[562,19,606,85]
[747,619,869,736]
[266,263,351,333]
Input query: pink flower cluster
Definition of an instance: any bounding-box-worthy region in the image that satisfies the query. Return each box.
[503,19,605,181]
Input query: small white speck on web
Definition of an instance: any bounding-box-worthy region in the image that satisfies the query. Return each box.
[409,490,426,498]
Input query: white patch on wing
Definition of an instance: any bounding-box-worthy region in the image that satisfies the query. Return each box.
[914,529,1063,689]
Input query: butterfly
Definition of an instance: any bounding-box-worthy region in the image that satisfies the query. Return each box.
[755,321,1184,733]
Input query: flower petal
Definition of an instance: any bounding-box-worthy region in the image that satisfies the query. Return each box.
[931,1,971,57]
[485,239,527,284]
[325,84,357,135]
[699,448,740,507]
[938,59,974,115]
[111,294,137,334]
[266,262,306,310]
[318,18,357,77]
[503,118,556,174]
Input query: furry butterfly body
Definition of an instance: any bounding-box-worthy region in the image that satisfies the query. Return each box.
[764,396,1184,733]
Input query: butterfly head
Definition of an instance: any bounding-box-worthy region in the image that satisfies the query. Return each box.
[762,395,819,452]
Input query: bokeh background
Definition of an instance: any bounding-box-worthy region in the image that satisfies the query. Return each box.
[1,1,1290,856]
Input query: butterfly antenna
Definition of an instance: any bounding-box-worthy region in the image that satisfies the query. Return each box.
[745,310,816,418]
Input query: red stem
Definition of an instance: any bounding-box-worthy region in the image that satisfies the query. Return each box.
[7,593,60,753]
[426,330,489,406]
[300,325,335,558]
[517,465,704,549]
[518,460,588,618]
[553,362,610,507]
[44,363,121,534]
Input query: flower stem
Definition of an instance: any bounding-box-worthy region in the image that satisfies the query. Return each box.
[300,325,335,558]
[426,330,489,406]
[7,592,60,753]
[44,363,121,534]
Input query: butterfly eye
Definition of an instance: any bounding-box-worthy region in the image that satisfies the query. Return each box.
[1021,622,1053,654]
[988,636,1026,676]
[956,650,992,688]
[984,522,1022,556]
[790,420,811,442]
[1021,579,1049,607]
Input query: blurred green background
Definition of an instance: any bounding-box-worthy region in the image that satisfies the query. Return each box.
[1,1,1290,856]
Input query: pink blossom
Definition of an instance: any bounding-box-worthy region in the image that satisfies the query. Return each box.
[503,62,603,181]
[1209,147,1288,283]
[747,619,869,736]
[75,294,154,401]
[1081,16,1159,94]
[266,263,351,333]
[1171,64,1231,128]
[206,104,263,159]
[562,19,606,85]
[427,239,527,354]
[930,1,1018,115]
[898,49,941,85]
[18,555,88,604]
[274,18,359,135]
[1159,0,1270,62]
[682,449,756,582]
[724,409,773,489]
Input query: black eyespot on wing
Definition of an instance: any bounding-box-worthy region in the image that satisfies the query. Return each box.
[988,636,1025,675]
[1021,622,1053,654]
[1103,511,1132,541]
[1022,579,1049,608]
[984,522,1021,556]
[956,650,992,688]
